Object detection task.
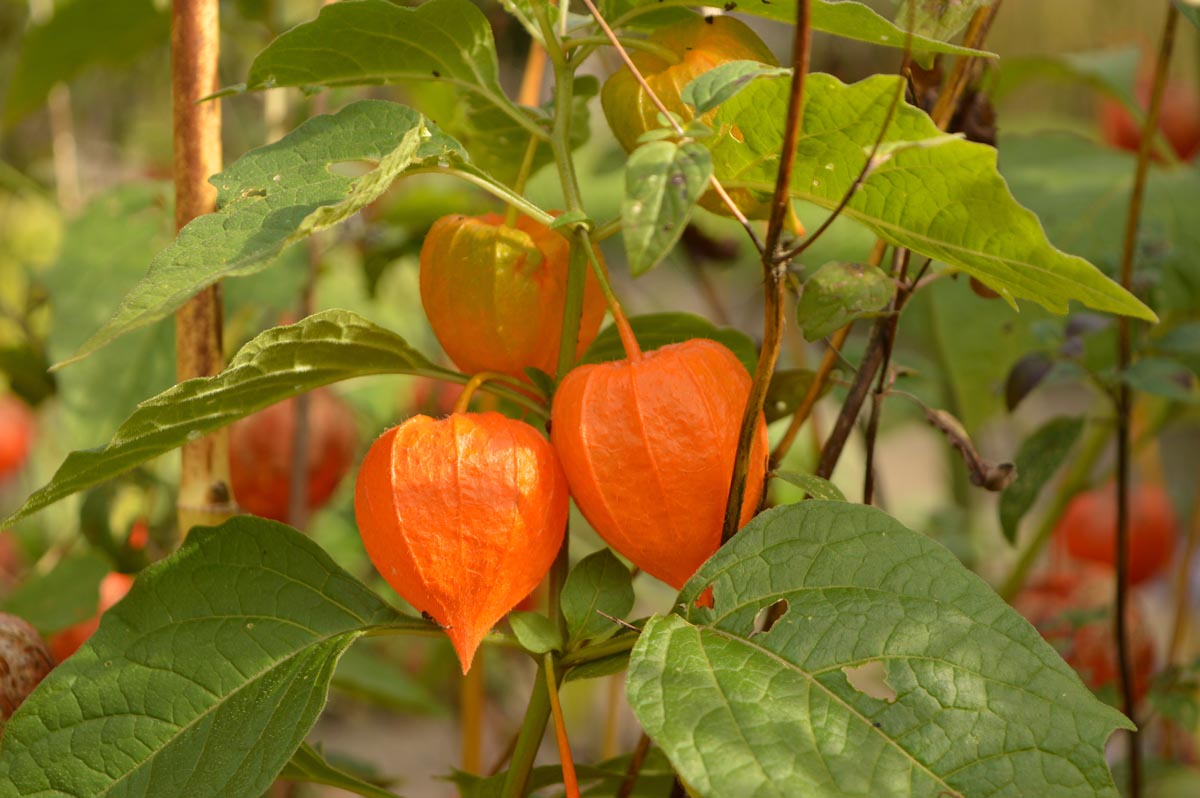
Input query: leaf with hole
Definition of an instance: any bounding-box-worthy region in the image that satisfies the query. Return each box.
[623,141,713,276]
[627,501,1131,798]
[62,101,464,366]
[0,516,426,798]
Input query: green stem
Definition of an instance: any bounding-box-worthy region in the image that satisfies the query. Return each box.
[500,661,556,798]
[592,217,622,242]
[562,35,681,64]
[408,166,555,228]
[998,417,1110,601]
[504,135,542,227]
[560,630,639,668]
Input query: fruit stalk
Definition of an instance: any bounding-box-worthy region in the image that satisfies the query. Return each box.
[720,0,812,543]
[1114,6,1179,796]
[544,654,580,798]
[172,0,235,535]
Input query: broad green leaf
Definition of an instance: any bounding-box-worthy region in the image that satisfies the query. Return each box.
[240,0,547,183]
[1153,321,1200,375]
[681,60,791,115]
[3,0,168,125]
[763,368,832,423]
[62,101,464,366]
[560,550,635,644]
[332,644,444,715]
[991,46,1140,106]
[627,502,1132,798]
[798,261,896,341]
[0,549,108,634]
[618,0,994,58]
[1173,0,1200,30]
[893,0,992,43]
[999,132,1200,315]
[3,310,446,527]
[772,470,846,502]
[1122,357,1198,402]
[406,76,592,187]
[623,141,713,276]
[44,184,177,441]
[509,611,563,655]
[245,0,507,104]
[582,312,757,374]
[281,743,402,798]
[998,416,1084,544]
[709,74,1155,321]
[0,516,427,798]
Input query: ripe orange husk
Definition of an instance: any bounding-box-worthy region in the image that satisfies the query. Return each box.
[550,338,769,590]
[419,213,607,380]
[230,388,359,523]
[600,15,778,218]
[0,394,34,480]
[355,412,568,672]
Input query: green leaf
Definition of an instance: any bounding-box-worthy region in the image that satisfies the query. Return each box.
[240,0,548,183]
[623,141,713,276]
[681,60,791,115]
[797,261,896,341]
[999,131,1200,315]
[991,46,1140,106]
[998,417,1084,544]
[893,0,993,43]
[44,184,177,440]
[508,611,563,655]
[582,312,757,374]
[332,644,444,715]
[0,516,426,798]
[560,550,635,644]
[1121,357,1198,402]
[62,101,464,366]
[709,74,1155,321]
[0,550,108,634]
[3,0,169,125]
[281,743,403,798]
[1173,0,1200,30]
[246,0,506,104]
[4,310,441,527]
[619,0,994,58]
[763,368,833,423]
[772,471,846,502]
[627,502,1132,798]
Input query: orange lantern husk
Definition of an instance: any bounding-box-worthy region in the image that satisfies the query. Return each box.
[550,338,769,590]
[419,213,607,381]
[354,411,568,672]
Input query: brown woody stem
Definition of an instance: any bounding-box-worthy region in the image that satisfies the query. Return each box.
[1114,6,1178,796]
[172,0,235,536]
[720,0,812,545]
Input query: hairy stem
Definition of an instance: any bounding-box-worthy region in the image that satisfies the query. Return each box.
[173,0,235,536]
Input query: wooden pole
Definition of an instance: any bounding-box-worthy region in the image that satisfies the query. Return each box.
[172,0,235,535]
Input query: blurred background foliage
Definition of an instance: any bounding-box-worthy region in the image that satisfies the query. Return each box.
[0,1,1199,794]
